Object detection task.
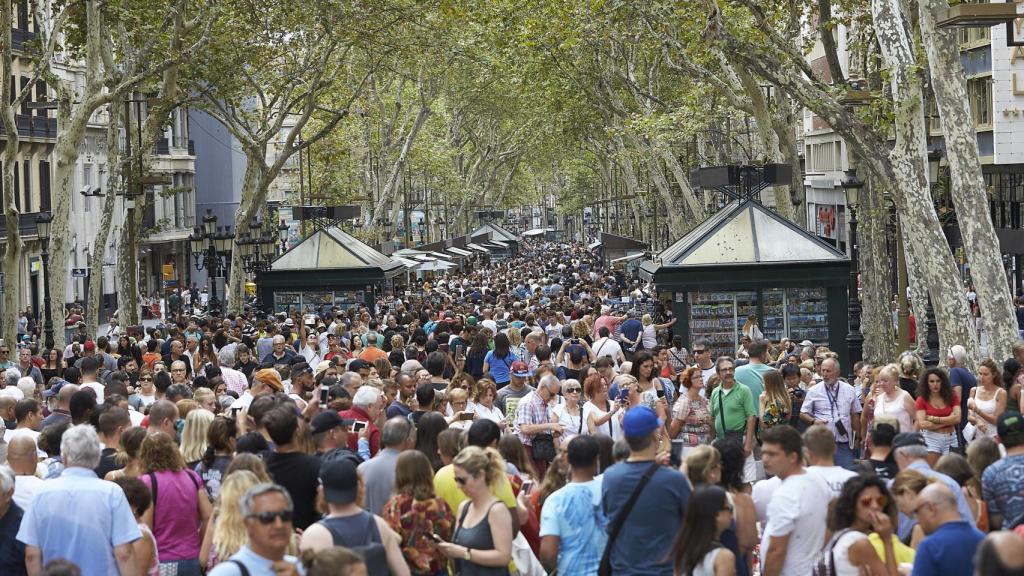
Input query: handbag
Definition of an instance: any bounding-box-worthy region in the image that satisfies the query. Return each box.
[531,433,557,462]
[598,461,660,576]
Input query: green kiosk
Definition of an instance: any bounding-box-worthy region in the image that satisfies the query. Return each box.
[640,199,852,369]
[257,226,406,314]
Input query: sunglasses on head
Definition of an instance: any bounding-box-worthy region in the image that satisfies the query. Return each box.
[249,509,293,524]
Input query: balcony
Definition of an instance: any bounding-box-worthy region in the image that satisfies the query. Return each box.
[154,137,170,155]
[0,211,40,241]
[188,139,195,155]
[0,114,57,140]
[11,28,36,53]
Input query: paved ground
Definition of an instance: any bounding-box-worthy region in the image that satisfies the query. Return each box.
[95,319,164,339]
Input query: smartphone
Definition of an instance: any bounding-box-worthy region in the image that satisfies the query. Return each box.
[617,388,629,403]
[352,421,368,433]
[521,480,535,495]
[320,386,330,404]
[656,389,665,399]
[231,406,241,419]
[459,411,474,421]
[428,533,444,543]
[454,344,466,358]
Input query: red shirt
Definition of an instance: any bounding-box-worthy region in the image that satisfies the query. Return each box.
[339,405,380,456]
[915,394,959,417]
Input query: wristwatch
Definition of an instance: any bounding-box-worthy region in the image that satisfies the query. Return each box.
[465,547,472,561]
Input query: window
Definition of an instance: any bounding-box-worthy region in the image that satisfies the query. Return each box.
[805,141,841,172]
[968,77,993,127]
[39,160,50,212]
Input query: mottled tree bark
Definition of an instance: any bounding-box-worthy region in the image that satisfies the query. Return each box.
[86,100,122,337]
[919,0,1016,363]
[860,178,896,364]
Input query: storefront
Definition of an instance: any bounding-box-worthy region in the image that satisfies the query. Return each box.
[257,226,406,314]
[641,199,852,367]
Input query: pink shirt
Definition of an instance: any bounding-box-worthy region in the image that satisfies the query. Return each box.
[141,469,203,561]
[220,366,249,396]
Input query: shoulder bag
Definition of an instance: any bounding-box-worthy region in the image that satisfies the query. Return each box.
[598,462,660,576]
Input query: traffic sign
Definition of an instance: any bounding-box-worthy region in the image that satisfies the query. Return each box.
[71,268,90,278]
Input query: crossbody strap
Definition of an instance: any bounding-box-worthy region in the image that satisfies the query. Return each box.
[717,389,728,434]
[599,462,660,576]
[229,559,251,576]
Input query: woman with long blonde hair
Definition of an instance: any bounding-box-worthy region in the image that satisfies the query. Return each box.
[179,408,215,467]
[758,370,791,431]
[199,470,262,569]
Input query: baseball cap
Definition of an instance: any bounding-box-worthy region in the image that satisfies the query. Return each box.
[510,361,531,379]
[891,432,926,450]
[623,406,662,438]
[284,318,294,327]
[253,368,284,392]
[314,360,333,378]
[83,340,96,351]
[320,459,359,504]
[309,411,354,435]
[997,412,1024,439]
[799,340,814,347]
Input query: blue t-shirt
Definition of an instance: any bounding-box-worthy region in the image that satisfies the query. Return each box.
[539,479,607,576]
[484,350,518,383]
[619,319,642,347]
[982,453,1024,530]
[910,521,984,576]
[601,461,690,576]
[947,366,975,427]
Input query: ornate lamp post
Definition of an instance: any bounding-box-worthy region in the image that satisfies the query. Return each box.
[189,210,234,314]
[240,218,280,274]
[841,169,864,370]
[35,212,54,350]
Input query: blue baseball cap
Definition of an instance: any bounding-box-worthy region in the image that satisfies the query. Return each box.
[622,406,662,438]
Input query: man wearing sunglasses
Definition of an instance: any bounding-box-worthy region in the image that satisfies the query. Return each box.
[208,483,303,576]
[0,346,14,371]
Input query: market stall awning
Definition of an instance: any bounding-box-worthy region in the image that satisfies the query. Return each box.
[469,222,521,243]
[393,257,420,269]
[428,251,454,260]
[611,253,646,264]
[522,227,553,237]
[588,240,602,250]
[417,260,457,271]
[466,243,490,252]
[412,255,437,262]
[489,240,509,247]
[657,200,847,266]
[270,226,405,278]
[447,247,473,257]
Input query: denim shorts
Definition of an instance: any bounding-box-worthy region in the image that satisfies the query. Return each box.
[922,430,957,454]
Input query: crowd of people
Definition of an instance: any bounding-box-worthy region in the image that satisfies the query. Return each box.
[0,240,1022,576]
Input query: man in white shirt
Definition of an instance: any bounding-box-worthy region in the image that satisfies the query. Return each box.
[591,326,625,368]
[760,425,831,576]
[78,357,105,404]
[7,436,43,511]
[803,424,857,499]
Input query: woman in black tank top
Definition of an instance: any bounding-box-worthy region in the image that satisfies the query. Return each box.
[438,447,513,575]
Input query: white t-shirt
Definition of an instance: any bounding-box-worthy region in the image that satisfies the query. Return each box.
[592,337,622,366]
[471,402,505,425]
[752,476,782,526]
[807,465,859,500]
[583,401,623,441]
[13,475,44,512]
[551,403,586,439]
[81,381,106,404]
[761,471,830,575]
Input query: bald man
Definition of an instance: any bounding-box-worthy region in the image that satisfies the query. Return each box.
[911,483,985,576]
[6,436,42,512]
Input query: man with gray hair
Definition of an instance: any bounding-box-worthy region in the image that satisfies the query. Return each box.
[208,483,303,576]
[890,432,973,542]
[218,346,249,396]
[340,385,382,456]
[357,416,416,515]
[0,465,26,575]
[17,424,140,575]
[946,344,975,431]
[515,373,563,477]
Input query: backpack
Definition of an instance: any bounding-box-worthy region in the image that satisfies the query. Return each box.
[812,528,853,576]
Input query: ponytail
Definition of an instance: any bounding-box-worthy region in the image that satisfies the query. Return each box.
[452,445,509,487]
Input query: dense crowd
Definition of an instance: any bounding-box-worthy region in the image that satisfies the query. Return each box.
[0,240,1022,576]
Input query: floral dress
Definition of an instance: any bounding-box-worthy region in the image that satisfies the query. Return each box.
[672,394,712,447]
[760,397,791,430]
[382,494,456,575]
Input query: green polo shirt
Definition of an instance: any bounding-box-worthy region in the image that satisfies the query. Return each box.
[709,382,756,437]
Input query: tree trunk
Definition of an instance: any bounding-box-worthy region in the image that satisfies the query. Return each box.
[772,91,807,227]
[0,0,21,347]
[871,0,979,362]
[919,0,1016,362]
[902,226,932,355]
[859,178,896,364]
[735,64,796,221]
[85,100,122,337]
[51,129,87,352]
[226,156,266,314]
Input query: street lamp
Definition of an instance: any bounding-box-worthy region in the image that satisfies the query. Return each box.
[35,212,54,350]
[189,210,234,314]
[840,169,864,369]
[240,218,279,274]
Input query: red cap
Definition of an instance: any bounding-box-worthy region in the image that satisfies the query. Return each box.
[83,340,96,351]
